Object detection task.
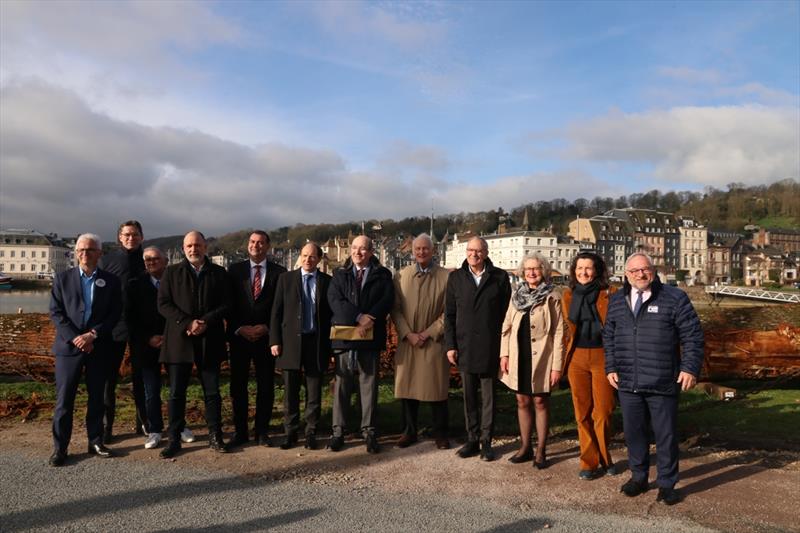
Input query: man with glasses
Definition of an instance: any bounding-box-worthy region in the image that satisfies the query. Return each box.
[98,220,145,442]
[49,233,122,466]
[603,252,704,506]
[445,236,511,461]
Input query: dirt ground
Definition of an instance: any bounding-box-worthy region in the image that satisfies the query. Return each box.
[2,421,798,533]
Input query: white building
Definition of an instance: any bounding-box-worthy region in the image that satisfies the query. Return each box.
[0,229,72,278]
[444,231,579,278]
[678,219,708,284]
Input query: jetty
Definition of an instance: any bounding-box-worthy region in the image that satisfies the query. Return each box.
[705,285,800,304]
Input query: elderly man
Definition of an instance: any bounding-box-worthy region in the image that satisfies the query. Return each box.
[157,231,230,458]
[49,233,122,466]
[391,234,451,450]
[445,236,511,461]
[126,246,168,449]
[226,231,286,449]
[327,235,394,453]
[98,220,146,442]
[604,253,704,505]
[270,242,332,450]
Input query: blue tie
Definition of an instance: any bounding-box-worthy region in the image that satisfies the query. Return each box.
[633,290,643,316]
[302,274,314,333]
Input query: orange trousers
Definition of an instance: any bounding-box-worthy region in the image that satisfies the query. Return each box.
[567,347,616,471]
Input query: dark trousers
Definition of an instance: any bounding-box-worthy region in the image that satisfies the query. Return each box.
[401,399,448,438]
[52,352,108,452]
[332,350,378,437]
[282,333,323,436]
[460,372,495,442]
[138,360,164,434]
[618,390,679,489]
[230,344,275,438]
[165,356,222,441]
[102,340,126,433]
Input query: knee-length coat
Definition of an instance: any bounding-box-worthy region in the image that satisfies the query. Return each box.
[391,264,450,402]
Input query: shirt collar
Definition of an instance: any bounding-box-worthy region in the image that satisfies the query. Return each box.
[80,268,98,279]
[250,259,267,269]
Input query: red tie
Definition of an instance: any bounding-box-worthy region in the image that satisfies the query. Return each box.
[253,265,262,300]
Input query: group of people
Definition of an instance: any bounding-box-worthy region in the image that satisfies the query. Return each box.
[49,223,704,506]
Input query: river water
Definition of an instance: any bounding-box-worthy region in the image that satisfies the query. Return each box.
[0,290,51,314]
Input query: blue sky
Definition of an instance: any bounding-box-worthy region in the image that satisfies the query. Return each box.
[1,0,798,239]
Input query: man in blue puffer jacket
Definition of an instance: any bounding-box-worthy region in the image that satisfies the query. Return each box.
[603,252,704,506]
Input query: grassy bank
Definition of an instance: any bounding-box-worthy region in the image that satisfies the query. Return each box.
[2,377,798,449]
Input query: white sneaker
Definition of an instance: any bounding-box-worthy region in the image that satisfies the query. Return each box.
[144,433,162,449]
[180,428,196,443]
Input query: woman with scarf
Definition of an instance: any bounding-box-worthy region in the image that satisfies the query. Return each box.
[561,252,618,480]
[500,253,564,469]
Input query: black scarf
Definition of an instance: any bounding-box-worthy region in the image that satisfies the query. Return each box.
[568,280,603,347]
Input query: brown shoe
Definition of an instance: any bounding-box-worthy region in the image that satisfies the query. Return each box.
[396,434,418,448]
[435,438,450,450]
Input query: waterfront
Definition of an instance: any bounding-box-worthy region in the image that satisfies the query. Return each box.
[0,290,50,314]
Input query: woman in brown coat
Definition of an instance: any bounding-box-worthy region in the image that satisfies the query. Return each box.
[500,253,564,469]
[561,252,618,480]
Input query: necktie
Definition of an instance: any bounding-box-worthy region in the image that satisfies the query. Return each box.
[302,274,314,333]
[354,268,364,304]
[633,290,643,316]
[253,265,262,300]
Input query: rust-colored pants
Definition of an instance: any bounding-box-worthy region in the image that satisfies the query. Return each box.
[567,347,616,471]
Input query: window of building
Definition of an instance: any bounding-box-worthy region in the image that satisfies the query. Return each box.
[0,264,3,271]
[10,250,15,258]
[20,264,25,271]
[21,250,26,258]
[9,264,14,271]
[549,250,554,257]
[41,264,47,271]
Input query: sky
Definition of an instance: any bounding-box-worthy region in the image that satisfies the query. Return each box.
[0,0,798,240]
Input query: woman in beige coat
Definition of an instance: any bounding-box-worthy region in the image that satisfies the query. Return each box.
[391,234,451,449]
[500,252,564,469]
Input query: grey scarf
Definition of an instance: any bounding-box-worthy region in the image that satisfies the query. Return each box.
[512,282,553,312]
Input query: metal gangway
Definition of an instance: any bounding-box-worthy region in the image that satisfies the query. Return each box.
[705,285,800,304]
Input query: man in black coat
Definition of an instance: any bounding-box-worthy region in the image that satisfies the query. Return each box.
[125,246,167,450]
[226,231,286,449]
[326,235,394,454]
[97,220,145,442]
[270,242,332,450]
[49,233,122,466]
[604,252,704,506]
[445,236,511,461]
[157,231,230,458]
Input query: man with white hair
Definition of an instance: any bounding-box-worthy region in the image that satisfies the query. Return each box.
[48,233,122,466]
[604,252,704,506]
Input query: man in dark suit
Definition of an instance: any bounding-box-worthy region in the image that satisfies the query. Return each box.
[126,246,167,450]
[226,231,286,449]
[445,236,511,461]
[48,233,122,466]
[327,235,394,454]
[97,220,145,442]
[270,242,332,450]
[157,231,230,459]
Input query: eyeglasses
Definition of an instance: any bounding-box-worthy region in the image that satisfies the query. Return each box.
[120,232,141,239]
[143,256,162,262]
[524,267,543,272]
[75,248,100,254]
[626,267,653,275]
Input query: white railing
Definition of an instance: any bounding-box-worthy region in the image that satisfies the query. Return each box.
[705,285,800,303]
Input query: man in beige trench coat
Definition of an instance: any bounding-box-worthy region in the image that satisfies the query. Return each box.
[391,234,451,450]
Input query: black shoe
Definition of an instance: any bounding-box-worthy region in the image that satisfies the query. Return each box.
[533,452,548,470]
[327,435,345,452]
[226,433,248,451]
[604,462,622,476]
[280,433,298,450]
[48,450,67,467]
[620,478,649,497]
[456,440,480,458]
[396,434,417,448]
[209,432,228,453]
[88,443,114,458]
[365,433,381,454]
[479,440,495,462]
[304,434,317,450]
[102,430,113,445]
[160,442,181,459]
[579,468,605,480]
[657,487,681,506]
[508,449,533,464]
[257,434,273,447]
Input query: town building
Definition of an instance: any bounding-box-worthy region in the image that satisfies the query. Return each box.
[0,229,72,279]
[678,218,708,284]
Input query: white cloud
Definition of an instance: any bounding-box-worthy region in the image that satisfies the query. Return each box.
[562,105,800,187]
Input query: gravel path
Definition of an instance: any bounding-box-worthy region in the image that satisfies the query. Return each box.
[0,448,714,533]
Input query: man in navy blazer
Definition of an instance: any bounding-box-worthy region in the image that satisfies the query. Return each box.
[49,233,122,466]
